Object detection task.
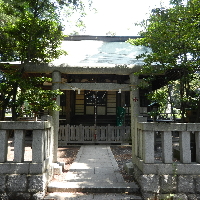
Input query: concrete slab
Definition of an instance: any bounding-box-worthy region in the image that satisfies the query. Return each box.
[47,145,140,196]
[64,172,119,182]
[44,192,142,200]
[48,181,139,193]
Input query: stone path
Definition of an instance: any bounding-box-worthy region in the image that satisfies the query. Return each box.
[44,145,141,200]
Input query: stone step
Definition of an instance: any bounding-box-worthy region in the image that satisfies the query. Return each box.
[47,181,140,193]
[52,163,62,175]
[63,170,125,182]
[44,192,142,200]
[52,162,65,175]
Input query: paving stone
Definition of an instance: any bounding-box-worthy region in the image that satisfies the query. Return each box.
[44,192,142,200]
[46,145,140,198]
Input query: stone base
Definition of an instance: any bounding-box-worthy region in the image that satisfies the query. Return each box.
[0,167,53,200]
[123,162,134,175]
[0,191,46,200]
[132,163,200,199]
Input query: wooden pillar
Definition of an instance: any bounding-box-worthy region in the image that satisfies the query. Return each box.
[66,90,71,124]
[52,71,61,163]
[121,91,125,107]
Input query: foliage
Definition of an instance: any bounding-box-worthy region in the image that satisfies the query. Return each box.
[147,86,168,113]
[0,0,92,120]
[19,77,63,116]
[128,0,200,122]
[0,65,63,120]
[62,0,94,34]
[0,0,66,63]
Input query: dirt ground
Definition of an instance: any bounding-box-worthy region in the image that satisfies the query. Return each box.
[110,145,135,183]
[56,145,135,183]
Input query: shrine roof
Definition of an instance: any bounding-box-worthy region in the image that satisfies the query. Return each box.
[0,36,150,75]
[51,36,149,66]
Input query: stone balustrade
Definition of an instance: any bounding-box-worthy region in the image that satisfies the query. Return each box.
[0,115,54,199]
[134,122,200,175]
[0,115,53,174]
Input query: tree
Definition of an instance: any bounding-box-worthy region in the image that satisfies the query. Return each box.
[0,65,62,120]
[0,0,66,63]
[128,0,200,122]
[0,0,92,120]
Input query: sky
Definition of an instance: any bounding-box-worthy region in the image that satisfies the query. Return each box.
[64,0,171,36]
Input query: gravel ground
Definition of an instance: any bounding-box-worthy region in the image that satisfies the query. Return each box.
[57,146,81,172]
[54,145,135,183]
[110,145,135,183]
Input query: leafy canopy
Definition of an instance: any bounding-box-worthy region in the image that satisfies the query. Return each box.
[0,0,66,63]
[128,0,200,121]
[0,0,92,120]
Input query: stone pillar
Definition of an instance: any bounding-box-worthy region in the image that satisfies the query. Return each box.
[195,131,200,163]
[14,130,25,163]
[129,73,140,162]
[138,128,143,159]
[52,71,61,163]
[0,130,9,162]
[143,130,154,163]
[161,131,173,163]
[180,131,191,163]
[32,130,44,163]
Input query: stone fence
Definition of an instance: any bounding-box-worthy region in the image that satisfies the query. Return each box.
[58,124,131,145]
[0,115,54,200]
[133,122,200,199]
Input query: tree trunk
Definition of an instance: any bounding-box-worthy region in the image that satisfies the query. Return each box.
[180,77,185,122]
[195,98,200,122]
[11,84,18,121]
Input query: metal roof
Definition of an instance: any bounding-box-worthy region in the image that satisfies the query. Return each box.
[51,40,150,66]
[0,36,150,75]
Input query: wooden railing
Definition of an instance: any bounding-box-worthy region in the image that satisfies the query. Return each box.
[58,124,131,145]
[0,115,53,174]
[134,122,200,175]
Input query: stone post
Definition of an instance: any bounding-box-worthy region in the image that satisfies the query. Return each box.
[138,128,143,159]
[143,130,154,163]
[0,130,9,162]
[161,131,173,163]
[129,73,140,162]
[14,130,25,163]
[195,131,200,163]
[52,71,61,163]
[180,131,191,163]
[32,130,44,163]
